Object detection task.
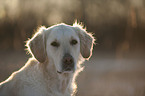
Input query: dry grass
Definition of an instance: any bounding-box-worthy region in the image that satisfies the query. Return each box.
[76,54,145,96]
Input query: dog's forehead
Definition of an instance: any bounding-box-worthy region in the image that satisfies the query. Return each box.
[49,25,78,40]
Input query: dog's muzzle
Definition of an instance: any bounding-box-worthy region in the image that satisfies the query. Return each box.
[62,53,74,72]
[57,53,75,74]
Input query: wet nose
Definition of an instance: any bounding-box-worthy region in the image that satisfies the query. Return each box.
[62,54,74,71]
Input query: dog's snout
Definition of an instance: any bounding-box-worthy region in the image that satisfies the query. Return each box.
[62,54,74,71]
[63,56,73,64]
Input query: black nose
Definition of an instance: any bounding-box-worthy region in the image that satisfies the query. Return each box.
[62,54,74,71]
[63,56,73,64]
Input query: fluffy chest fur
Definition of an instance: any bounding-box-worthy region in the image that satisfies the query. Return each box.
[0,58,74,96]
[19,59,74,96]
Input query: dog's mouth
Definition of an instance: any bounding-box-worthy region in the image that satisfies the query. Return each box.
[57,70,73,74]
[57,67,74,74]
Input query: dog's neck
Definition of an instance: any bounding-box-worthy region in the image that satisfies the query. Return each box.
[58,73,73,93]
[41,59,74,95]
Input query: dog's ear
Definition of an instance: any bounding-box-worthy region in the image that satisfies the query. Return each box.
[73,24,95,60]
[26,27,47,63]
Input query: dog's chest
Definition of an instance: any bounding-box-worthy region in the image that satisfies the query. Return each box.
[20,80,71,96]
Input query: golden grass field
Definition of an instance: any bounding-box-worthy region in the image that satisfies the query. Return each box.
[0,51,145,96]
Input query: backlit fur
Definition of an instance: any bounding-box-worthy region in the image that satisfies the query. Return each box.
[0,23,95,96]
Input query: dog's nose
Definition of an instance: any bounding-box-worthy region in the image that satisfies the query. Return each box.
[63,56,73,64]
[62,54,74,71]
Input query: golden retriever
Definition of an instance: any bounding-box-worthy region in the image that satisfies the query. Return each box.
[0,23,95,96]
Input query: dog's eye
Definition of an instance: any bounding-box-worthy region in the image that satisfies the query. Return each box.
[51,41,59,47]
[70,39,78,45]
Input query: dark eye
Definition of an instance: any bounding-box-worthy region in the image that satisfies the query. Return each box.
[51,41,59,47]
[71,39,78,45]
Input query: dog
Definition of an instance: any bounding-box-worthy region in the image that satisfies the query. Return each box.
[0,23,95,96]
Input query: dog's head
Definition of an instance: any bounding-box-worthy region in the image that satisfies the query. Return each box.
[26,23,95,74]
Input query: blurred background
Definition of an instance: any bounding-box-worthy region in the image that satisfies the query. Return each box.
[0,0,145,96]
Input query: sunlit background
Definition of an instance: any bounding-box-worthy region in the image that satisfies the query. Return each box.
[0,0,145,96]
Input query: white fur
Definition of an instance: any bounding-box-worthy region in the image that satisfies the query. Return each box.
[0,23,95,96]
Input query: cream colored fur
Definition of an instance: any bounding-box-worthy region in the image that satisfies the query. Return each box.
[0,23,95,96]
